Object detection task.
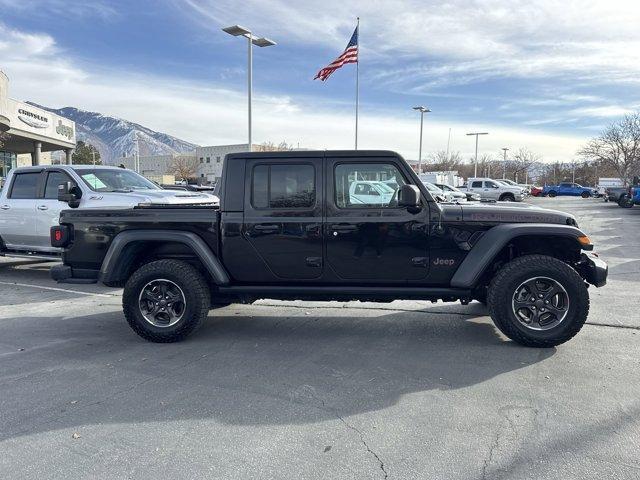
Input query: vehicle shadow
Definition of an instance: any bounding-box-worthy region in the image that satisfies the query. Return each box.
[0,304,555,441]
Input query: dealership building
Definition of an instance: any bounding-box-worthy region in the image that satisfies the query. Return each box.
[0,71,76,180]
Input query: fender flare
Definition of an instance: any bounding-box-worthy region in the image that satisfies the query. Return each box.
[98,230,230,286]
[450,224,589,288]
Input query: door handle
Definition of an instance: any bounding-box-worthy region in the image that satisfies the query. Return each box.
[253,224,279,232]
[330,224,357,232]
[0,205,9,210]
[37,205,49,211]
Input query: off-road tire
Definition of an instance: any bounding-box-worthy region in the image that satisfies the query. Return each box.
[618,195,633,208]
[123,259,210,342]
[547,190,557,198]
[487,254,589,347]
[499,193,515,202]
[581,191,590,199]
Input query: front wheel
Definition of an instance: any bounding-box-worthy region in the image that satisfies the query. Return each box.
[581,191,590,198]
[487,255,589,347]
[123,259,211,342]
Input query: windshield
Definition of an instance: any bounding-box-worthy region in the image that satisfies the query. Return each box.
[373,182,395,194]
[423,182,443,193]
[75,168,160,192]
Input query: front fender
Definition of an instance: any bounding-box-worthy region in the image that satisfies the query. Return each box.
[98,230,230,286]
[450,224,590,288]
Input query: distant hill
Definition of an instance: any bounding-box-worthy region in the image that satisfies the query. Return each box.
[27,102,198,164]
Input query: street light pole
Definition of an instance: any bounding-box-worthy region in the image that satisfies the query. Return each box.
[223,25,276,153]
[467,132,488,177]
[413,106,430,174]
[501,147,509,179]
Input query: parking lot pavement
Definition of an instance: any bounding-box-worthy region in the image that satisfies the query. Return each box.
[0,197,639,479]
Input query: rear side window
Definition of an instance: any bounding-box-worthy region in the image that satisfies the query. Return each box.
[471,181,482,188]
[9,172,40,199]
[44,171,75,199]
[251,164,315,209]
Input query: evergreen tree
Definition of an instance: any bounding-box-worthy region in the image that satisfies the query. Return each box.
[72,141,102,165]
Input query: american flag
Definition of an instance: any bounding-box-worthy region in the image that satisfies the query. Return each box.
[314,26,358,81]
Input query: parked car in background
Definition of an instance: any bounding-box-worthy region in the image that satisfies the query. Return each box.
[604,186,629,204]
[542,182,598,198]
[422,181,455,202]
[349,180,397,205]
[618,186,640,208]
[434,183,470,201]
[0,165,217,258]
[462,178,524,202]
[497,179,530,195]
[530,186,543,197]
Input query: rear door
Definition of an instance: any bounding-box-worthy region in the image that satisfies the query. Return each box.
[33,169,78,250]
[324,157,430,283]
[0,170,42,249]
[242,157,324,280]
[469,180,484,198]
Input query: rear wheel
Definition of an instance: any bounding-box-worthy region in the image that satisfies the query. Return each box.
[123,259,211,342]
[547,190,557,198]
[487,255,589,347]
[499,193,515,202]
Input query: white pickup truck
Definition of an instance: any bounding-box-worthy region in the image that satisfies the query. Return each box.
[0,165,217,258]
[462,177,524,202]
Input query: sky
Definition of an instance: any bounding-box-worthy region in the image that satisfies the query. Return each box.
[1,0,639,162]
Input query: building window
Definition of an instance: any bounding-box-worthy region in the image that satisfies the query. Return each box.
[216,156,221,163]
[200,157,204,163]
[206,157,211,163]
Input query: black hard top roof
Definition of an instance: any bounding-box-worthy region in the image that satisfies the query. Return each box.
[226,150,402,160]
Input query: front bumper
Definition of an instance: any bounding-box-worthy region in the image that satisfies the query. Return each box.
[580,252,608,287]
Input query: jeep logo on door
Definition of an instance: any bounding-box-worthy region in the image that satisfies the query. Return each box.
[433,258,455,266]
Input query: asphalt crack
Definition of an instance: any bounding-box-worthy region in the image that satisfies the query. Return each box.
[311,394,388,479]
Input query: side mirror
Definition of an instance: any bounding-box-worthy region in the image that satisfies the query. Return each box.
[398,184,420,208]
[493,184,500,189]
[58,182,82,208]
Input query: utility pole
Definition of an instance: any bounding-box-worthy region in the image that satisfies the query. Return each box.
[92,150,96,166]
[467,132,489,177]
[501,147,509,179]
[413,106,430,174]
[446,127,451,157]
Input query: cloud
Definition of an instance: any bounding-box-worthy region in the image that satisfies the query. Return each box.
[0,22,588,163]
[180,0,640,90]
[0,0,116,20]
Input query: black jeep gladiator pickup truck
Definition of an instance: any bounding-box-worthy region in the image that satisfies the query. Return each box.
[51,150,607,347]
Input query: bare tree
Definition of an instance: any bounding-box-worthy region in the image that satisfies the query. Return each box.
[428,150,463,170]
[168,156,199,181]
[0,132,8,149]
[510,147,541,182]
[257,141,295,152]
[578,112,640,185]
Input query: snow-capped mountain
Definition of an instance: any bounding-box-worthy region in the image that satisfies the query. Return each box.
[27,102,198,164]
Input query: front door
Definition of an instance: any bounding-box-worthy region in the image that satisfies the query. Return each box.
[33,169,77,250]
[242,157,324,281]
[324,158,430,283]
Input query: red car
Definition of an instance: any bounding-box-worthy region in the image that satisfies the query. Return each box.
[530,186,543,197]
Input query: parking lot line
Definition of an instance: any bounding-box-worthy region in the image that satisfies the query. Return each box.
[0,280,114,298]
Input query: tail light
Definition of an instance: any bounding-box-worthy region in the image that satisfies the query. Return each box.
[50,225,71,248]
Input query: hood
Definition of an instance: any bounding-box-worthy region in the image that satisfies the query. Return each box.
[85,190,219,207]
[440,201,577,226]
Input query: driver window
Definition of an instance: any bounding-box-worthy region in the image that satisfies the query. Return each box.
[44,171,75,199]
[335,163,405,208]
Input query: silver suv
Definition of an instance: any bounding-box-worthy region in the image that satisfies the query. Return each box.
[464,177,523,202]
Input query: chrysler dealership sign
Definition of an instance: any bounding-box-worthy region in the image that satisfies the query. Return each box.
[18,108,49,129]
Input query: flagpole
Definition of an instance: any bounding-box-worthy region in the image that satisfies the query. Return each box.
[355,17,359,150]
